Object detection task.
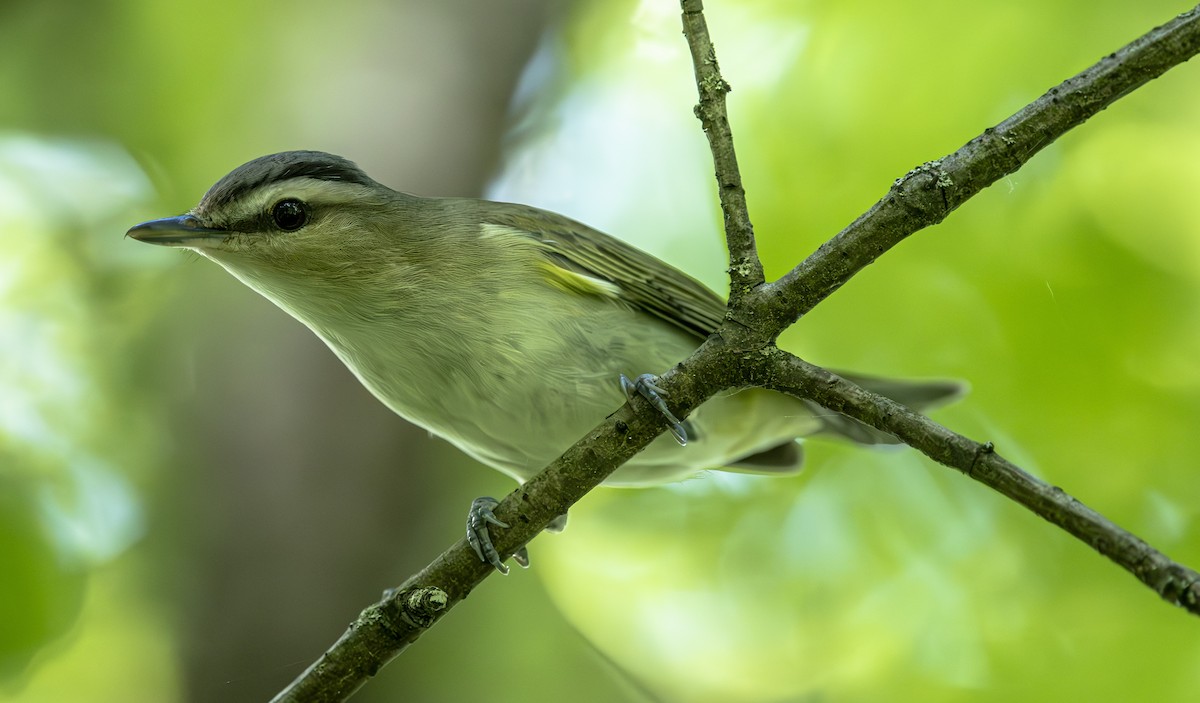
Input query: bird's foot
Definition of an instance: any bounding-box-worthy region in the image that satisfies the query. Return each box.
[620,373,688,445]
[467,497,530,574]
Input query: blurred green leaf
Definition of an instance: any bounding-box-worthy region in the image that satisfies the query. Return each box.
[3,1,1199,701]
[0,474,85,684]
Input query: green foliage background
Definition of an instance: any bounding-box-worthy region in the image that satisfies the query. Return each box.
[2,1,1198,701]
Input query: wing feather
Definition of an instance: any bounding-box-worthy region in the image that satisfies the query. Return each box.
[480,203,726,340]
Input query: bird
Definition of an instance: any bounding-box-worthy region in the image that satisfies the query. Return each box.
[128,151,961,572]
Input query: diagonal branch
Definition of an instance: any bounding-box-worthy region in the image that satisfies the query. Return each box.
[755,6,1200,336]
[753,350,1200,614]
[269,335,738,703]
[272,3,1200,701]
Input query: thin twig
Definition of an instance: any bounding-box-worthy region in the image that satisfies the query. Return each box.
[680,0,765,307]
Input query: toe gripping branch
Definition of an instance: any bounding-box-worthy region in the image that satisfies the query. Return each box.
[467,497,529,575]
[620,373,688,445]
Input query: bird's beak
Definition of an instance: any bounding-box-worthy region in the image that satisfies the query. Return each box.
[126,214,229,247]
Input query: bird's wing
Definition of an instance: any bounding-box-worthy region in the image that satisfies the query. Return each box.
[481,202,727,340]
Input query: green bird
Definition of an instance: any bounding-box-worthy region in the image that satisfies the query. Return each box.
[129,151,961,572]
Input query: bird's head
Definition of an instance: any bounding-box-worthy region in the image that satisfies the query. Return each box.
[128,151,434,321]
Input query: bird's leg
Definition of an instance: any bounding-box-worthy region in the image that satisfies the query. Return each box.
[620,373,688,445]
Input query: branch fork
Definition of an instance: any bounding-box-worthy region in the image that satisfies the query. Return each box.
[273,3,1200,700]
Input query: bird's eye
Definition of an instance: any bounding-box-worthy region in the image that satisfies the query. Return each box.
[271,199,308,231]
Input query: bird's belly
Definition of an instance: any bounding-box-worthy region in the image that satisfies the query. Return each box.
[329,302,688,481]
[323,299,810,485]
[396,373,815,487]
[433,367,625,482]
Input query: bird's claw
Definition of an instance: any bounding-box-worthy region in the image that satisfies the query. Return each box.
[620,373,688,445]
[467,496,529,574]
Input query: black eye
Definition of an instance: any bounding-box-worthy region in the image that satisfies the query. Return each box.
[271,199,308,231]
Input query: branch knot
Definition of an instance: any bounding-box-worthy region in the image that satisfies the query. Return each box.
[389,587,449,630]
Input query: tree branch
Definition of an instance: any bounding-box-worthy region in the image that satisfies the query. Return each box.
[269,335,740,703]
[757,6,1200,335]
[753,350,1200,614]
[272,3,1200,701]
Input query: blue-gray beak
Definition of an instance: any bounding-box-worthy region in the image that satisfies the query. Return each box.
[126,214,228,246]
